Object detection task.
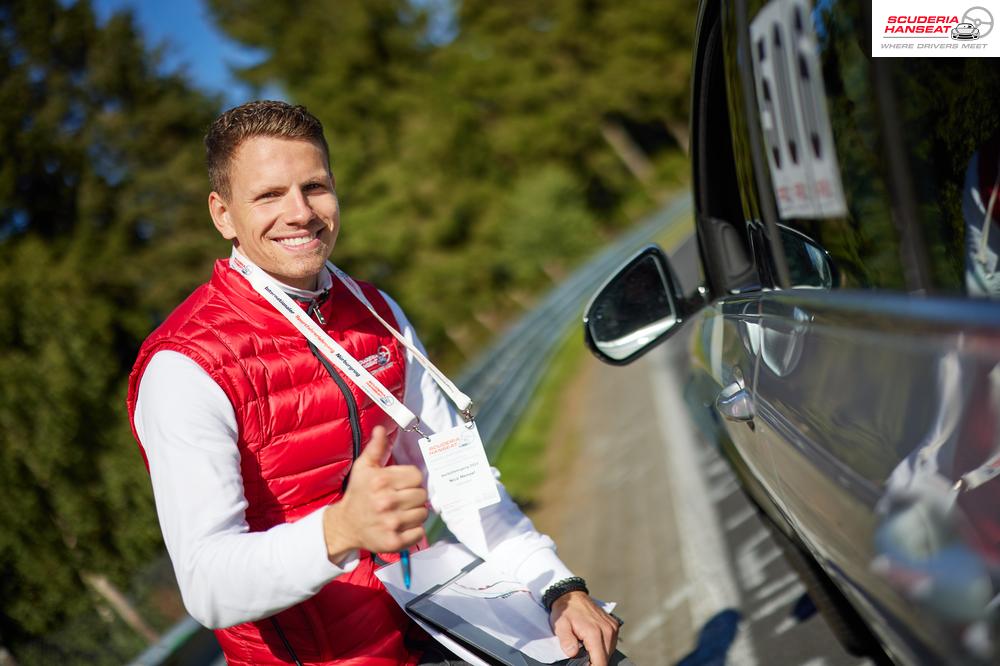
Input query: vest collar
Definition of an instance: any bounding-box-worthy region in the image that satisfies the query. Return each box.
[229,246,333,306]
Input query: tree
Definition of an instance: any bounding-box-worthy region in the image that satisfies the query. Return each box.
[0,1,219,659]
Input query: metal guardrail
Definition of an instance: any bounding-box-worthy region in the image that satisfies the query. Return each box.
[126,193,693,666]
[460,194,693,456]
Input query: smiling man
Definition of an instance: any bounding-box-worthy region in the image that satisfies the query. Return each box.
[126,101,619,666]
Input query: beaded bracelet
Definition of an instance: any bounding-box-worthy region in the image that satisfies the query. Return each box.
[541,576,589,612]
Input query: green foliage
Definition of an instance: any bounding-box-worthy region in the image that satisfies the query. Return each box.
[0,0,218,658]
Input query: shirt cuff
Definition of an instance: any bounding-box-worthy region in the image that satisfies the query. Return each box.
[286,508,360,583]
[515,546,576,604]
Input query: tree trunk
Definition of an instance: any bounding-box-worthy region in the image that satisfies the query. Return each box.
[599,119,668,204]
[600,118,655,185]
[664,118,690,155]
[83,573,160,644]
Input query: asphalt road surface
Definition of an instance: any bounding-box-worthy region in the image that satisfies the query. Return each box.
[530,235,873,666]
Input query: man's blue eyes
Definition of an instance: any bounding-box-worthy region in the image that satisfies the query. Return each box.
[259,184,325,200]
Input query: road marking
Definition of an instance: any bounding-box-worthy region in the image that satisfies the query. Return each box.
[629,583,693,644]
[724,506,758,531]
[736,530,782,589]
[774,614,800,636]
[800,657,829,666]
[708,475,741,502]
[750,581,808,622]
[739,545,785,590]
[753,572,801,601]
[649,345,759,665]
[705,458,732,479]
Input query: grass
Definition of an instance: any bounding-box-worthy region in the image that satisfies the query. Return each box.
[656,212,695,250]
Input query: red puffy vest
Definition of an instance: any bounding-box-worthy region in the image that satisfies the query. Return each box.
[127,260,424,665]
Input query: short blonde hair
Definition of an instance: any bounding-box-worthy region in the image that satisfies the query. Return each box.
[205,100,330,198]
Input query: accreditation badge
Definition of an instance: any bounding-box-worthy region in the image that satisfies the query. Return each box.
[418,422,500,514]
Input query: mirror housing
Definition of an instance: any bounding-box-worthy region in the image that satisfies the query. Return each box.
[584,245,692,365]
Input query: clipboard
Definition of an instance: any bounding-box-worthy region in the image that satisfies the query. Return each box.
[404,559,629,666]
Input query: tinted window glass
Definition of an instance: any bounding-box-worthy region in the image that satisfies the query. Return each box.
[749,1,1000,295]
[747,0,908,290]
[893,58,1000,296]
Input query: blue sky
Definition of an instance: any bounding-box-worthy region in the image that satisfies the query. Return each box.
[92,0,283,107]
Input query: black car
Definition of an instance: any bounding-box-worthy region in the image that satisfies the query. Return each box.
[584,1,1000,664]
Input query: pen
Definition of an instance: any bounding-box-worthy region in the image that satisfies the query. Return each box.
[401,549,411,589]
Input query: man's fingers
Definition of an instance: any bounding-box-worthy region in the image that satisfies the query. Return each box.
[550,594,618,665]
[379,464,424,490]
[391,488,429,511]
[357,426,392,467]
[593,613,618,657]
[605,623,618,657]
[579,626,608,666]
[554,621,580,658]
[395,506,429,531]
[396,525,426,549]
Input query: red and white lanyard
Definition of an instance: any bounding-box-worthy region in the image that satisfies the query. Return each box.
[229,253,473,436]
[325,261,474,422]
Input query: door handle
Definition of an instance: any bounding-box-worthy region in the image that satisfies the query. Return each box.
[716,381,754,422]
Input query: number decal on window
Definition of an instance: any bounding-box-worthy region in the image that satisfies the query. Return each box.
[750,0,847,219]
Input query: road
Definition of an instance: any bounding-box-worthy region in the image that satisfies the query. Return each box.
[528,235,873,666]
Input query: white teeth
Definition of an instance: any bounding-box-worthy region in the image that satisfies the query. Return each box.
[277,235,313,247]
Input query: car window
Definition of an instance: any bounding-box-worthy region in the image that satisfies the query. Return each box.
[892,57,1000,296]
[745,0,907,290]
[747,1,1000,295]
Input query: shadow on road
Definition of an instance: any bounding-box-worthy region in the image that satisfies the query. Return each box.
[675,608,741,666]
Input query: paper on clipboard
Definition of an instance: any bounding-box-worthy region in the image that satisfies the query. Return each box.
[376,541,616,665]
[375,542,490,666]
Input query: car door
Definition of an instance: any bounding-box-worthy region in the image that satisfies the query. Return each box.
[686,294,783,505]
[738,0,1000,661]
[681,0,794,525]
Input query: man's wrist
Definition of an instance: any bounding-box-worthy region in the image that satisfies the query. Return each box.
[322,503,357,564]
[542,576,589,612]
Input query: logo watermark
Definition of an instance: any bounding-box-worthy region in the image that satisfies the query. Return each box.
[873,1,998,56]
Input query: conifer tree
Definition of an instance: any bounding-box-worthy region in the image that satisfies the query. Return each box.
[0,1,218,659]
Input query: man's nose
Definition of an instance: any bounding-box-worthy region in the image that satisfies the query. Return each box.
[284,187,313,223]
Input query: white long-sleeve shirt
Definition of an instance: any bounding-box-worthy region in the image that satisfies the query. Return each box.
[133,264,573,629]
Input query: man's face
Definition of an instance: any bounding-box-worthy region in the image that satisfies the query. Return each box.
[209,136,339,290]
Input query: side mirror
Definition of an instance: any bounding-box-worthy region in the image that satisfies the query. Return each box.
[584,245,687,365]
[779,224,839,289]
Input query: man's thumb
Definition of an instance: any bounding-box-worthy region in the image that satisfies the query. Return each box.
[359,426,392,467]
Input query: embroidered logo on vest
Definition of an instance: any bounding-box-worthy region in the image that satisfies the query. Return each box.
[360,345,393,372]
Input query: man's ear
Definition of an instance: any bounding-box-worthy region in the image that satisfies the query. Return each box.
[208,191,236,240]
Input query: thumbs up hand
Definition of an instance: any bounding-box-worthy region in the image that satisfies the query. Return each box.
[323,426,428,564]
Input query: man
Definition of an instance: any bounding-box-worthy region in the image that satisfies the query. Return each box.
[126,100,619,665]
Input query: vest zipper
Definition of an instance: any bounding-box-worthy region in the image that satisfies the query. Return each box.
[269,298,362,666]
[304,298,361,473]
[306,342,363,485]
[270,617,303,666]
